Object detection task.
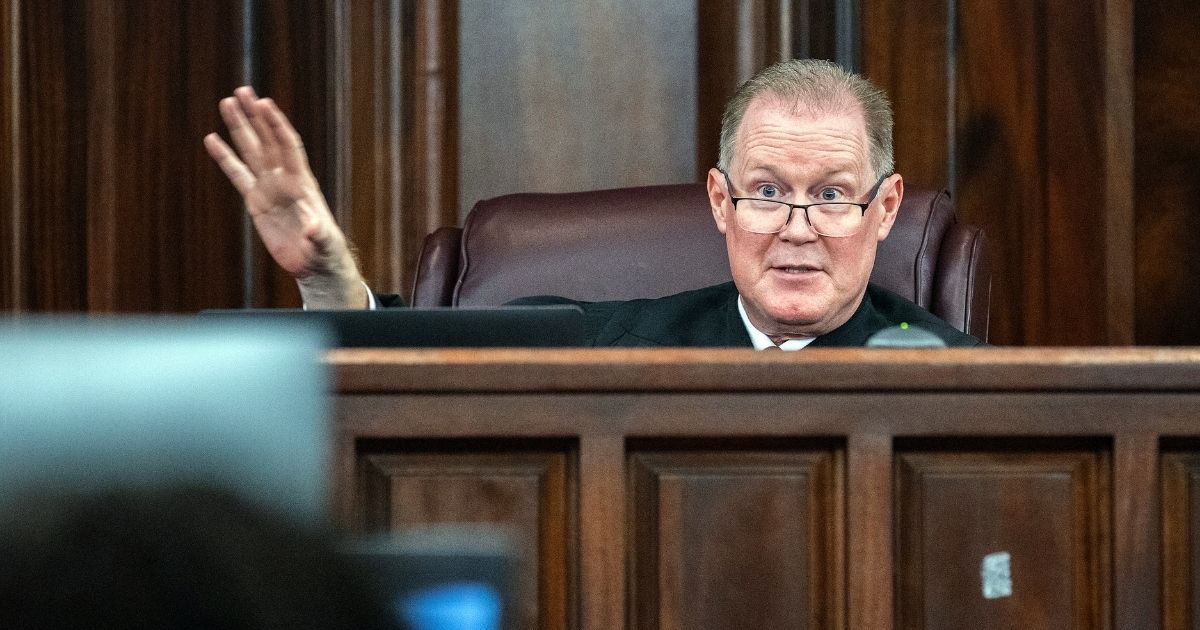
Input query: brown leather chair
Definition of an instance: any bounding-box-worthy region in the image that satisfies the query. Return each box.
[411,184,991,340]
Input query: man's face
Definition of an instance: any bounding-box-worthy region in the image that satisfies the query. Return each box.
[707,98,902,339]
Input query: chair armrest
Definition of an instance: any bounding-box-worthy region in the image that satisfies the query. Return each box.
[409,226,462,307]
[932,224,992,341]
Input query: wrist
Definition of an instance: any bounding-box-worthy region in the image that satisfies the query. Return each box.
[296,266,368,309]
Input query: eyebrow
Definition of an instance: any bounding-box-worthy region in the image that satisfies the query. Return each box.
[739,164,784,182]
[741,163,863,186]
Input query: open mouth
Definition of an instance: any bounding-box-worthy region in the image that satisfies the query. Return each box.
[774,265,819,274]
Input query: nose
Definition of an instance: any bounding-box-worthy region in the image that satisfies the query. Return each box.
[777,207,819,243]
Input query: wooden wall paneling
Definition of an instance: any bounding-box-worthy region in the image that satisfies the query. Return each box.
[242,0,330,308]
[0,0,20,310]
[459,0,695,221]
[847,433,891,630]
[580,435,623,630]
[861,0,953,193]
[330,0,457,299]
[866,0,1135,345]
[1162,450,1200,630]
[330,0,402,297]
[83,0,247,313]
[82,0,120,312]
[356,442,575,630]
[180,0,251,312]
[1112,435,1159,630]
[1134,0,1200,345]
[1043,0,1132,345]
[695,0,791,179]
[17,1,87,311]
[944,0,1046,347]
[1099,0,1135,346]
[895,445,1111,630]
[792,0,840,63]
[627,445,841,629]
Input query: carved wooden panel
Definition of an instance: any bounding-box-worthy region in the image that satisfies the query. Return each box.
[1162,451,1200,630]
[628,445,842,630]
[356,442,574,630]
[895,446,1110,630]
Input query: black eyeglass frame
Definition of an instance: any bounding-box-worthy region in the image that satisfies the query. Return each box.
[719,169,893,237]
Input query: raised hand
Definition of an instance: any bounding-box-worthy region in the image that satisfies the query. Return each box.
[204,86,367,308]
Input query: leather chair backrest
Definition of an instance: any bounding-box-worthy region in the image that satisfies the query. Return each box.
[411,183,990,340]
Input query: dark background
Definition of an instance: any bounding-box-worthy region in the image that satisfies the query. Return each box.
[1,0,1195,346]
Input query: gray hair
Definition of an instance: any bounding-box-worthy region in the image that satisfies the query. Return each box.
[717,58,895,180]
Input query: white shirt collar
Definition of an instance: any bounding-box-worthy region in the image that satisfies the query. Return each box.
[736,296,816,351]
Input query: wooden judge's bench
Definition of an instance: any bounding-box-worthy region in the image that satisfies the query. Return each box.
[328,347,1200,630]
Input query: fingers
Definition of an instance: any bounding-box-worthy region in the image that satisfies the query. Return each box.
[218,93,265,173]
[204,132,256,197]
[211,85,313,201]
[260,99,311,174]
[235,86,281,169]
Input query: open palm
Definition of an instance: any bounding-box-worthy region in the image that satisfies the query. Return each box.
[204,87,346,279]
[205,87,366,307]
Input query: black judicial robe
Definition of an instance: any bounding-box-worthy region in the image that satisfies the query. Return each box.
[382,282,983,348]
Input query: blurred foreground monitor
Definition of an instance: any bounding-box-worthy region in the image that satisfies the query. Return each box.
[0,318,518,630]
[0,317,330,520]
[343,526,517,630]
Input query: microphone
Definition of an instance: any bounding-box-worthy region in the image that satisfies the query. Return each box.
[865,322,947,348]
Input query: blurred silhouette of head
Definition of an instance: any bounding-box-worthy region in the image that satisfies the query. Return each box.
[0,485,400,630]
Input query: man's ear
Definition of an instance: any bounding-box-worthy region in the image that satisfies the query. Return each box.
[707,168,730,235]
[874,174,903,241]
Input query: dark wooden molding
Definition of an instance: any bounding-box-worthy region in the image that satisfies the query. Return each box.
[794,0,841,62]
[0,0,21,311]
[696,0,798,179]
[406,0,458,293]
[848,433,891,630]
[1113,434,1160,629]
[1101,0,1135,345]
[329,0,457,299]
[82,0,118,312]
[247,0,329,308]
[862,0,954,192]
[328,346,1200,394]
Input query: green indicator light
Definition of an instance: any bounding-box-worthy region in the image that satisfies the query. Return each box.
[900,322,909,330]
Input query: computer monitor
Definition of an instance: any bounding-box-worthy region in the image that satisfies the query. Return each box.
[0,317,331,520]
[199,305,585,348]
[342,526,517,630]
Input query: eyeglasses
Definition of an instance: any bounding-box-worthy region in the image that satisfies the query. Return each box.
[720,169,891,237]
